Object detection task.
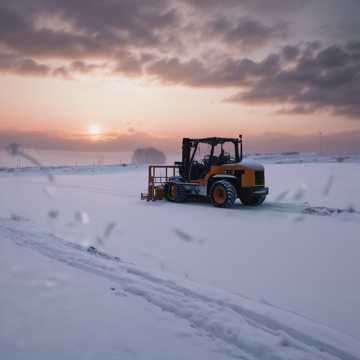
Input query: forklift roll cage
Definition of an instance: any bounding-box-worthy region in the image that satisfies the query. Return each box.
[180,135,243,181]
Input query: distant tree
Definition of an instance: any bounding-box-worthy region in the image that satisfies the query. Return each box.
[132,147,166,165]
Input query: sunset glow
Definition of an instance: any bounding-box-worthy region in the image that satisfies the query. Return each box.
[0,1,359,154]
[87,124,102,138]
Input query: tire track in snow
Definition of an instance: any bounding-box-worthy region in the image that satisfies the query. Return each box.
[2,221,360,360]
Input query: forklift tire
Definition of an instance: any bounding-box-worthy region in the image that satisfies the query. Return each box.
[239,194,266,206]
[165,182,187,203]
[210,180,236,208]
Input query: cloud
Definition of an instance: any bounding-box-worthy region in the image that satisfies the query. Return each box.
[48,0,178,44]
[276,105,317,115]
[0,1,292,64]
[227,42,360,119]
[282,45,301,62]
[180,0,311,13]
[0,51,107,78]
[0,1,183,78]
[0,52,51,76]
[130,39,360,120]
[146,53,281,87]
[15,58,50,76]
[208,17,289,51]
[0,1,179,59]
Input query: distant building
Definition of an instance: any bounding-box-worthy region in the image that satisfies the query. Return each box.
[132,147,166,165]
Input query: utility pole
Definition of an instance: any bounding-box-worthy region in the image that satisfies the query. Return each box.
[319,131,323,155]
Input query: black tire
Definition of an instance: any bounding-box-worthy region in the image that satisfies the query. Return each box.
[239,194,266,206]
[210,180,236,208]
[165,182,187,202]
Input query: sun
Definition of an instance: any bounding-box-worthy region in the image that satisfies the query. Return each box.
[87,124,102,138]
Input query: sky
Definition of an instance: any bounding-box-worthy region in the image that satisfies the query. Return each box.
[0,0,360,153]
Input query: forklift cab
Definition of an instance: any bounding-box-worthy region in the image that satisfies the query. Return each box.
[178,136,242,181]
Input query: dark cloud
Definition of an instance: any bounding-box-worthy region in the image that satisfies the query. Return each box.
[0,51,106,78]
[0,0,292,63]
[0,1,179,60]
[0,52,50,76]
[49,0,177,41]
[0,8,106,59]
[15,58,50,76]
[316,46,350,68]
[227,42,360,119]
[209,17,289,51]
[147,53,281,87]
[180,0,311,13]
[276,105,317,115]
[282,45,301,62]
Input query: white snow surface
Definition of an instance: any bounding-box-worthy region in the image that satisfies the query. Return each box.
[1,160,360,360]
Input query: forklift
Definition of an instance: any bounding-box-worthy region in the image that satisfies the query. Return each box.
[141,135,268,208]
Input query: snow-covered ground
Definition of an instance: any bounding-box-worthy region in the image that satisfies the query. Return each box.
[247,152,360,164]
[1,159,360,359]
[0,149,133,168]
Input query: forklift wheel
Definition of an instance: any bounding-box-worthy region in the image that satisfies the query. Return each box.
[210,180,236,208]
[165,182,187,202]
